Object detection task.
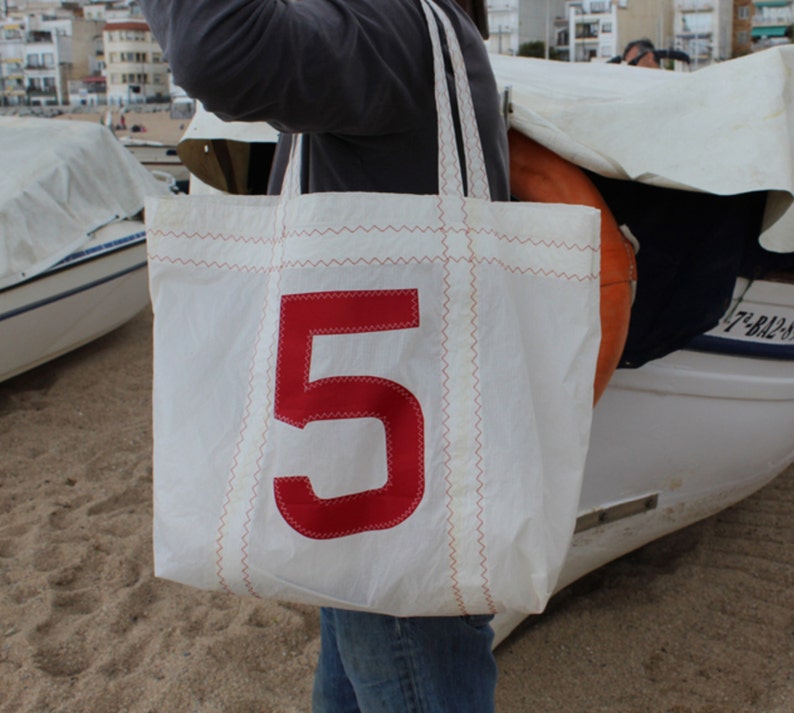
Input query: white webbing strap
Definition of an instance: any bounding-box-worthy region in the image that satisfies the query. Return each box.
[420,0,490,200]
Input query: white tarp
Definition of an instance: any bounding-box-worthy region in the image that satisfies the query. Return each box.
[490,47,794,253]
[0,117,170,291]
[180,102,280,145]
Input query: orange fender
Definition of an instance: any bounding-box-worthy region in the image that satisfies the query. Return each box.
[508,129,636,404]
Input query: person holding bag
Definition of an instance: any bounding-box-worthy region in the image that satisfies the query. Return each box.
[141,0,602,710]
[140,1,507,709]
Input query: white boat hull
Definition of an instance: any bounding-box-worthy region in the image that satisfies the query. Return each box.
[0,221,150,383]
[494,276,794,644]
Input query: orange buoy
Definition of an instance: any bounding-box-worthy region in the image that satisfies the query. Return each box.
[508,129,636,404]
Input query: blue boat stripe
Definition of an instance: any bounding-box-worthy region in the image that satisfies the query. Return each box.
[56,231,146,267]
[686,334,794,361]
[0,261,147,323]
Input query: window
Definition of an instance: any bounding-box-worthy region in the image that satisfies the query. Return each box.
[683,12,713,35]
[737,6,750,20]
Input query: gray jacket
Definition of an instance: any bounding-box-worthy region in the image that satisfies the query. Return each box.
[138,0,509,199]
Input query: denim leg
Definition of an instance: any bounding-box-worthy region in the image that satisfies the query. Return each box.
[313,608,362,713]
[312,607,497,713]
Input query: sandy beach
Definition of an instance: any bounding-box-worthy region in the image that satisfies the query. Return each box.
[1,107,793,712]
[52,106,191,146]
[1,305,793,712]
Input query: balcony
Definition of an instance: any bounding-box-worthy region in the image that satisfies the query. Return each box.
[753,12,793,25]
[677,1,715,11]
[25,31,55,44]
[27,87,57,98]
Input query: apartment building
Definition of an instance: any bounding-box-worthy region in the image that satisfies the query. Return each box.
[517,0,568,54]
[673,0,733,67]
[556,0,673,63]
[103,18,167,105]
[752,0,794,46]
[0,20,26,105]
[0,4,109,105]
[733,0,753,54]
[486,0,521,54]
[83,2,107,21]
[562,0,620,61]
[0,15,67,106]
[23,26,64,104]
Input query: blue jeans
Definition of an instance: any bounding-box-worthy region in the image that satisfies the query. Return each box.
[312,608,497,713]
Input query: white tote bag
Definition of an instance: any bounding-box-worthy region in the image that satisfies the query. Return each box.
[147,0,602,617]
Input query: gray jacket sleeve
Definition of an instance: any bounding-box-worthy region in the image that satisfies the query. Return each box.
[137,0,435,134]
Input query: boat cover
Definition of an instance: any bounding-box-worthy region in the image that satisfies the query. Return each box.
[490,46,794,254]
[0,117,170,290]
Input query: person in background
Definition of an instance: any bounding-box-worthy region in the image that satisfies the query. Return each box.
[136,1,509,711]
[621,38,661,68]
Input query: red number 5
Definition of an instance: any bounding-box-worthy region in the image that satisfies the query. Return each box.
[273,290,425,540]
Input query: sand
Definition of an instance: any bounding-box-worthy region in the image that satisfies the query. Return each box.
[2,109,794,712]
[53,106,191,146]
[1,307,793,713]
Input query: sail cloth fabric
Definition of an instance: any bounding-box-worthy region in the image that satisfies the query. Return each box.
[0,117,169,291]
[490,47,794,254]
[147,0,601,617]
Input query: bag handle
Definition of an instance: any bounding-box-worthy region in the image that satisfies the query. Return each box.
[419,0,489,200]
[282,0,490,201]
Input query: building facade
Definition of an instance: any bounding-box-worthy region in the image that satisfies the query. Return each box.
[554,0,674,63]
[1,17,65,106]
[23,26,64,104]
[752,0,794,47]
[485,0,521,54]
[517,0,568,53]
[673,0,733,67]
[563,0,620,62]
[0,20,26,105]
[733,0,753,55]
[103,19,167,105]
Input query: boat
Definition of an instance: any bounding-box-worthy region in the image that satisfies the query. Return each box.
[0,220,149,382]
[0,116,170,383]
[168,51,794,643]
[120,136,190,190]
[490,274,794,643]
[488,47,794,644]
